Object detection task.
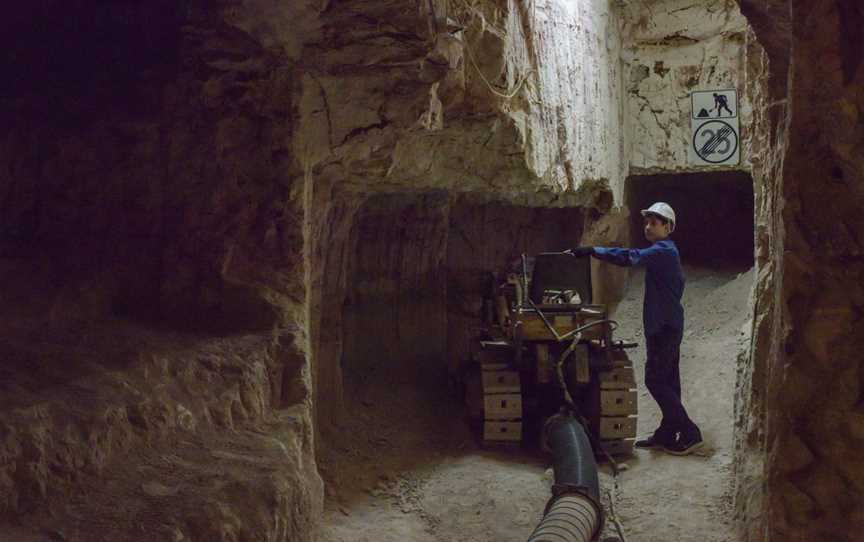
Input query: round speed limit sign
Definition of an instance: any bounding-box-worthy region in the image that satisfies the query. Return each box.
[692,120,739,164]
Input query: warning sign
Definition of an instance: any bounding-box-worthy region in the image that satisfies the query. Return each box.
[691,89,737,120]
[689,89,739,166]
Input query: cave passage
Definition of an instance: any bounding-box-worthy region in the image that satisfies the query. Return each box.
[624,172,755,268]
[323,190,755,541]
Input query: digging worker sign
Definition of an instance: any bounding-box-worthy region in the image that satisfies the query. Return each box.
[689,89,740,166]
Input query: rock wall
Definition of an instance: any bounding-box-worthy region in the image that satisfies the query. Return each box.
[0,1,323,538]
[620,0,756,173]
[737,0,864,540]
[302,0,629,431]
[731,18,777,541]
[286,0,630,222]
[342,192,451,383]
[517,0,627,198]
[1,2,305,332]
[295,0,626,198]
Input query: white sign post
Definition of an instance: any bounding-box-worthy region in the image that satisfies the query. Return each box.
[689,89,739,166]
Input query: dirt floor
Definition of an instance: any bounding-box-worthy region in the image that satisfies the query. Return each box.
[317,265,755,542]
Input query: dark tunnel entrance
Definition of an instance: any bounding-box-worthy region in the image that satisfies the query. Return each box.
[624,171,755,268]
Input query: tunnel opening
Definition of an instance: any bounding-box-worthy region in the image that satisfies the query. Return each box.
[624,171,755,269]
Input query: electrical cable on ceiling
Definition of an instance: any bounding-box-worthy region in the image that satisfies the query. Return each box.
[447,0,534,100]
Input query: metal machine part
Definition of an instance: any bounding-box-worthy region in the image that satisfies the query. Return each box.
[457,253,644,542]
[467,252,638,454]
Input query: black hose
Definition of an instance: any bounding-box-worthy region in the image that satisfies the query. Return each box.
[546,414,600,504]
[527,414,603,542]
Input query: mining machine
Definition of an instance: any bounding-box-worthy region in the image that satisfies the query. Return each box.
[460,252,641,540]
[462,252,639,457]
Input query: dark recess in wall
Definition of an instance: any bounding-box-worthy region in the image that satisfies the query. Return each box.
[625,171,754,267]
[341,192,450,384]
[339,193,587,387]
[1,1,187,124]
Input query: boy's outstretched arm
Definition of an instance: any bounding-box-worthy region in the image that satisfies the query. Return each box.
[566,244,667,267]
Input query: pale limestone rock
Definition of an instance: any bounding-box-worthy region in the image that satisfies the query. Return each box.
[620,0,753,173]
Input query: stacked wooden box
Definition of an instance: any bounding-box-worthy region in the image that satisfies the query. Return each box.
[477,341,523,443]
[598,352,638,455]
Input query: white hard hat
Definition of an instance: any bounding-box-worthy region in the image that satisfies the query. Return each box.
[641,202,676,231]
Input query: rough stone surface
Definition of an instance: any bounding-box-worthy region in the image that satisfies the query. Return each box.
[620,0,756,173]
[736,0,864,540]
[0,258,322,539]
[0,2,321,538]
[293,0,628,199]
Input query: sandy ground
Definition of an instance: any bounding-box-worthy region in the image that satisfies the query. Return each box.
[317,265,754,542]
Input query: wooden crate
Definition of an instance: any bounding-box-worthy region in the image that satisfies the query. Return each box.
[600,390,638,416]
[483,421,522,441]
[608,349,633,368]
[514,312,606,341]
[483,393,523,420]
[600,439,635,456]
[599,416,637,439]
[481,370,520,394]
[599,367,636,389]
[480,361,509,372]
[477,341,513,365]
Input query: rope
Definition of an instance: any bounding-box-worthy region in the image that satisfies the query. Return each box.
[447,0,534,100]
[594,423,629,542]
[587,426,628,541]
[606,484,629,542]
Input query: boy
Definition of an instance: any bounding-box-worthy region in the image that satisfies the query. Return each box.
[566,202,703,455]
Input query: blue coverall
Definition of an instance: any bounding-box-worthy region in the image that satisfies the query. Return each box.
[591,240,701,442]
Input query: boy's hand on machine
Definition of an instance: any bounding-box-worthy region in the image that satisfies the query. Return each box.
[564,247,594,257]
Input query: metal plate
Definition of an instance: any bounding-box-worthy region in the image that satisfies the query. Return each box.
[573,344,590,384]
[481,362,509,372]
[477,343,513,365]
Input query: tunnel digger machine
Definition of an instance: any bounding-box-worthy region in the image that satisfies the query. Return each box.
[463,251,639,455]
[460,252,639,541]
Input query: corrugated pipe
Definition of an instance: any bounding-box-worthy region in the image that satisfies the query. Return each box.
[526,414,603,542]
